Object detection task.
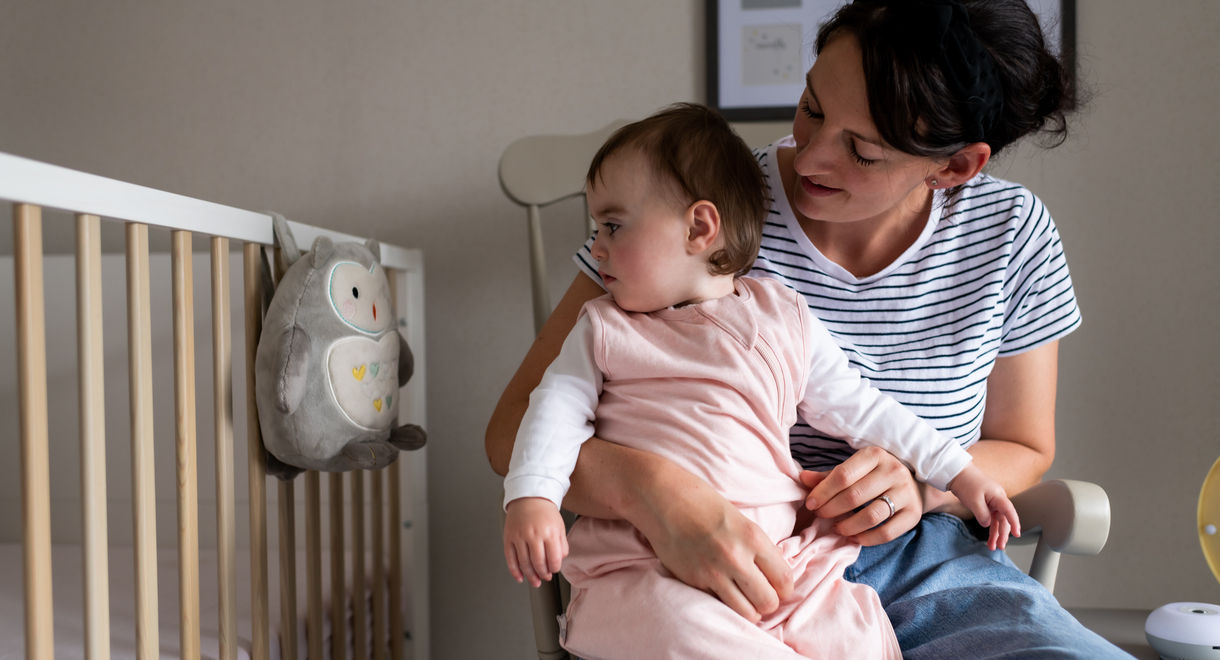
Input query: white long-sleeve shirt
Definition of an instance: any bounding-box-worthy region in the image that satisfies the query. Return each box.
[503,277,971,511]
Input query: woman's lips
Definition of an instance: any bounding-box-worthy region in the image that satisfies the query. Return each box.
[801,177,842,197]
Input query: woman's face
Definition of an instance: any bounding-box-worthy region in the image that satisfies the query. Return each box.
[788,33,940,227]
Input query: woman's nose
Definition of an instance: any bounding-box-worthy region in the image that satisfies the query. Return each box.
[793,127,836,175]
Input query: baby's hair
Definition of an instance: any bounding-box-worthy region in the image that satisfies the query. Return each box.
[816,0,1076,158]
[586,103,766,277]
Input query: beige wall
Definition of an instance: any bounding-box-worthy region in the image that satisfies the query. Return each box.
[994,0,1220,610]
[1,1,1217,657]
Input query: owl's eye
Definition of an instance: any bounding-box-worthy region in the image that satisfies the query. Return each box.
[352,286,360,299]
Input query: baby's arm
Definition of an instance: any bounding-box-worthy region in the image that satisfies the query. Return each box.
[501,311,602,583]
[947,463,1021,550]
[504,497,570,586]
[795,303,1019,545]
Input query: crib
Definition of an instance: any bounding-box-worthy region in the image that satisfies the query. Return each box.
[0,151,429,659]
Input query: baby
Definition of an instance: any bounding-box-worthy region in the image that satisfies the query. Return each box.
[501,103,1017,659]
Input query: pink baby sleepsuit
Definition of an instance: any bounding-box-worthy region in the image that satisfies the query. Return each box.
[506,276,971,659]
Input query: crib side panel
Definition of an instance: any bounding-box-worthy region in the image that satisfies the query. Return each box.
[1,157,428,660]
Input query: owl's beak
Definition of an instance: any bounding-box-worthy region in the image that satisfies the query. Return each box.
[373,303,377,320]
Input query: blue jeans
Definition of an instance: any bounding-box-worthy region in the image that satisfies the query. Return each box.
[844,513,1132,659]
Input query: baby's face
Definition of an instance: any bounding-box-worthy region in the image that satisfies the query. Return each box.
[586,151,703,313]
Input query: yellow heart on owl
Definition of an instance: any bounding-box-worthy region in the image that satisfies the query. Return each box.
[373,398,383,412]
[352,365,367,381]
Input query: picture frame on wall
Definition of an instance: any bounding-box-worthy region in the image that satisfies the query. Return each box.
[706,0,1077,122]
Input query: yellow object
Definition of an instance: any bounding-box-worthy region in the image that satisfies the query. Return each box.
[1201,456,1220,584]
[352,364,366,381]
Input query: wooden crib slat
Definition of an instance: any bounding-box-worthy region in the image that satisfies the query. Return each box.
[77,213,111,660]
[125,222,159,659]
[372,469,386,660]
[388,463,403,660]
[171,230,202,659]
[243,243,270,660]
[278,480,298,660]
[211,237,238,660]
[14,203,54,660]
[329,473,347,660]
[305,472,324,660]
[351,471,368,660]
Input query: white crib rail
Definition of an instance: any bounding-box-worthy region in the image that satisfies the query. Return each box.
[3,151,427,660]
[0,152,416,270]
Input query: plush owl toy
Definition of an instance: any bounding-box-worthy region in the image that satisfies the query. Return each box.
[255,215,426,480]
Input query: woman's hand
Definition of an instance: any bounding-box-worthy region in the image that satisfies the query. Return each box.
[565,437,794,622]
[633,470,794,623]
[799,446,936,545]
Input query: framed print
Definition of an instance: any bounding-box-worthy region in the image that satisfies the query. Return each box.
[706,0,836,121]
[707,0,1077,122]
[1027,0,1077,91]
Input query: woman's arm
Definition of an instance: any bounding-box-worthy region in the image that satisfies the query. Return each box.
[485,272,793,620]
[803,341,1060,545]
[486,272,604,476]
[968,341,1060,494]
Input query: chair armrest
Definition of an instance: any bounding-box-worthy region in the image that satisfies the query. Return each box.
[1012,479,1111,555]
[1010,479,1111,593]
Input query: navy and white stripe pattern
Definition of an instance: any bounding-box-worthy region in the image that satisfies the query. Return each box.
[574,140,1080,472]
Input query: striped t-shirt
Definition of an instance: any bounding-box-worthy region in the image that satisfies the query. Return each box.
[573,137,1081,472]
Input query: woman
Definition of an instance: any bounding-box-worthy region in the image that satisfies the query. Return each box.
[487,0,1126,656]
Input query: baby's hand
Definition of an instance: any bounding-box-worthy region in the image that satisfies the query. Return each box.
[503,497,569,587]
[948,464,1021,551]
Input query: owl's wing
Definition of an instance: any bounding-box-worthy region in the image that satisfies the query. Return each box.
[274,324,312,414]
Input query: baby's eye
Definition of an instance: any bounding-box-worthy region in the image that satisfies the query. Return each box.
[603,222,621,236]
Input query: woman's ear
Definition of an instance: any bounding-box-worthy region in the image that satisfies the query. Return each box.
[928,142,992,189]
[686,200,721,254]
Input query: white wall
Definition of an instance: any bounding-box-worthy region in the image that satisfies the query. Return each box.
[1,1,1217,658]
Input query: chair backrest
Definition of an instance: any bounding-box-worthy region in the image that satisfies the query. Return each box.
[498,120,629,334]
[497,120,629,660]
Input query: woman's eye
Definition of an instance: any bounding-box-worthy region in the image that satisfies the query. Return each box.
[850,141,880,167]
[799,98,822,120]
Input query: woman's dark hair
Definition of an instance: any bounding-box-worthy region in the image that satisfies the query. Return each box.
[815,0,1076,158]
[586,102,767,277]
